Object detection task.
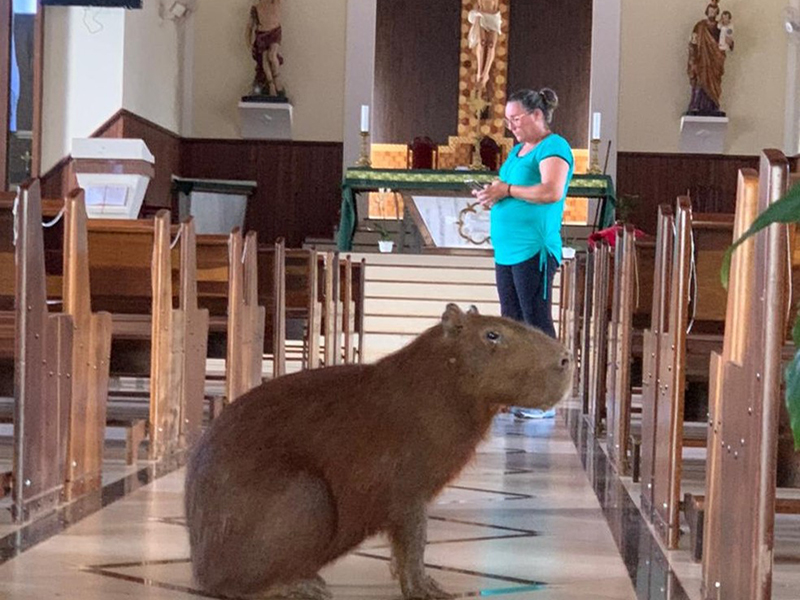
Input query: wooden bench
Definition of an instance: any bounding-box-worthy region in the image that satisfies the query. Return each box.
[700,150,796,597]
[256,238,287,378]
[61,190,114,497]
[645,201,732,549]
[284,248,321,370]
[86,211,192,461]
[586,241,612,433]
[195,229,265,403]
[639,205,674,511]
[559,255,584,393]
[319,251,341,367]
[0,182,74,522]
[349,257,366,363]
[606,226,655,475]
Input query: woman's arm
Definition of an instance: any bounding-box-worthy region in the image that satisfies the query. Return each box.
[474,157,570,208]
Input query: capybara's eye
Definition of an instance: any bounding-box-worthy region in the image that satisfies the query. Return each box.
[485,330,500,342]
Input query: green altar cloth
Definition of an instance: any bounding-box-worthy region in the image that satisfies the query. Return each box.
[336,167,616,251]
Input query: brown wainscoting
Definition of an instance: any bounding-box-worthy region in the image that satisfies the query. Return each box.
[180,139,343,248]
[39,110,344,248]
[507,0,592,149]
[617,151,760,235]
[373,0,461,146]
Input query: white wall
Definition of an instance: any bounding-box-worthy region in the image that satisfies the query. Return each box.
[122,0,182,133]
[619,0,789,154]
[41,7,125,171]
[191,0,347,141]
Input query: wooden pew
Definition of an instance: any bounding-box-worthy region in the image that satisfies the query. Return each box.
[284,248,321,370]
[340,255,355,364]
[350,257,366,363]
[0,182,73,522]
[559,254,585,396]
[701,151,790,598]
[587,240,612,433]
[256,238,287,378]
[195,229,265,403]
[648,200,733,549]
[640,204,675,514]
[61,191,113,499]
[319,251,341,367]
[606,228,655,475]
[86,211,187,461]
[172,218,210,448]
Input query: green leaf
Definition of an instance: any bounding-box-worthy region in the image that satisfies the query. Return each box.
[787,357,800,450]
[721,181,800,288]
[788,312,800,451]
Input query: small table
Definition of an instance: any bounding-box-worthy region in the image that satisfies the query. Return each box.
[336,167,616,251]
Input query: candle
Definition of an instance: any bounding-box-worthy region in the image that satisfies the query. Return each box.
[360,105,370,133]
[592,112,601,140]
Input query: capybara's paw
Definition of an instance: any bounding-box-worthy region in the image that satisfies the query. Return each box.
[402,576,455,600]
[249,576,332,600]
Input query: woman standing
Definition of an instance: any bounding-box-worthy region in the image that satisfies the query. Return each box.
[475,88,573,418]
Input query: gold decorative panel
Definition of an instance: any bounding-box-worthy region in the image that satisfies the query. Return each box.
[458,0,511,140]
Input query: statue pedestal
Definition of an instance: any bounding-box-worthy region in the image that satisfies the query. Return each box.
[238,101,293,140]
[679,115,729,154]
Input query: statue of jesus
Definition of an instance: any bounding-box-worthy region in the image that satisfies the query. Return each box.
[467,0,501,90]
[246,0,285,98]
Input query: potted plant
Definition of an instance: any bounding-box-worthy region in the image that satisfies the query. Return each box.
[373,222,394,253]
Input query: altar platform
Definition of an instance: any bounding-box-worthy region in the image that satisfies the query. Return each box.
[336,167,616,252]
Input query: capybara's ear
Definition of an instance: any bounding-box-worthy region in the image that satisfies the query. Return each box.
[467,305,480,316]
[442,303,465,336]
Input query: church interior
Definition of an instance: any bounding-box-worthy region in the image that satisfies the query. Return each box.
[1,0,800,598]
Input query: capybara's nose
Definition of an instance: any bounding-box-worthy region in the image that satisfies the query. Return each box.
[560,352,572,370]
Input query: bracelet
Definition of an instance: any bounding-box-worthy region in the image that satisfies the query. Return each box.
[507,183,512,197]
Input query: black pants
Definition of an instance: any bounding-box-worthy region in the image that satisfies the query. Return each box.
[495,252,558,338]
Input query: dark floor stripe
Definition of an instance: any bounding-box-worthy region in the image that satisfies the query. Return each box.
[0,454,184,566]
[563,410,693,600]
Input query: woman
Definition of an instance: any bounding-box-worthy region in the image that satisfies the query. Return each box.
[475,88,573,419]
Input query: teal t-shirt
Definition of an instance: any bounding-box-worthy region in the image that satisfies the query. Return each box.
[491,134,574,266]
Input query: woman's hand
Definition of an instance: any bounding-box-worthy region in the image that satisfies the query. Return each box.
[473,179,509,209]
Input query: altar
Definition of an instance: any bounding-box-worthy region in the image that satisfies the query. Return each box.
[336,167,616,252]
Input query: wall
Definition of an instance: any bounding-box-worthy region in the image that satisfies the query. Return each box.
[373,0,461,145]
[507,0,592,149]
[619,0,789,154]
[41,6,125,171]
[122,0,181,134]
[191,0,347,142]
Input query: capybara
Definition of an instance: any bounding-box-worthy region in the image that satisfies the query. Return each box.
[185,304,573,599]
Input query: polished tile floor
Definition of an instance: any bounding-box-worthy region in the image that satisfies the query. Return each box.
[14,406,800,600]
[0,412,645,600]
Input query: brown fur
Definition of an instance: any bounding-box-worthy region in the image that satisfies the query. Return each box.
[185,304,573,598]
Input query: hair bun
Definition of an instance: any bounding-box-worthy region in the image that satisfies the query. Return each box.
[539,88,559,110]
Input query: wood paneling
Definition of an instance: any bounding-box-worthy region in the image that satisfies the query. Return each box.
[507,0,592,149]
[181,139,343,248]
[40,110,344,249]
[617,152,760,234]
[115,112,181,209]
[373,0,461,145]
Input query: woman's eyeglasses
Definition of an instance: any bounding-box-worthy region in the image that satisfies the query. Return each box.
[503,112,532,128]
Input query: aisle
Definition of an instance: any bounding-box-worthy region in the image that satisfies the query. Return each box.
[0,415,636,599]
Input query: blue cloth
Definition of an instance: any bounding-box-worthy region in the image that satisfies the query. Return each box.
[491,134,574,267]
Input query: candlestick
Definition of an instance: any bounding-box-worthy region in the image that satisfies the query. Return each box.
[588,138,602,174]
[355,131,372,167]
[360,105,370,133]
[592,112,601,141]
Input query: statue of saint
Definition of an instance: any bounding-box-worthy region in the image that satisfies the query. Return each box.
[687,3,727,115]
[467,0,501,90]
[246,0,285,98]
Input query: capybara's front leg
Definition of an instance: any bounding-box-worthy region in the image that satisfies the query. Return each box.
[389,504,454,599]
